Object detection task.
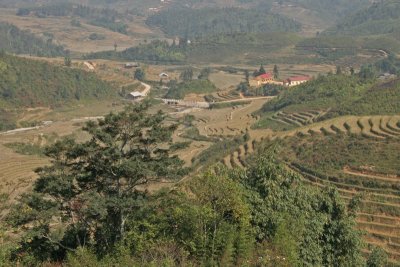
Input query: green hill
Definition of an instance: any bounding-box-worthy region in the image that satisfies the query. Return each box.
[0,22,65,57]
[255,75,400,130]
[146,7,301,38]
[0,53,115,130]
[323,1,400,36]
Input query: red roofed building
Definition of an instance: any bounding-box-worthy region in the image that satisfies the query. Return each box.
[252,73,283,86]
[284,75,312,87]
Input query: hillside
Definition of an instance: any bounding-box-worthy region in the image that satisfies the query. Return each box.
[324,0,400,36]
[255,75,400,130]
[0,54,115,130]
[146,7,301,38]
[0,22,65,56]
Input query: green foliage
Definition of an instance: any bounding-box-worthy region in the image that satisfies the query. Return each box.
[198,67,211,80]
[165,79,217,99]
[122,166,253,266]
[4,142,44,157]
[86,40,186,63]
[238,154,365,266]
[366,246,388,267]
[181,126,213,142]
[324,1,400,36]
[89,18,128,35]
[134,68,145,81]
[257,75,400,128]
[179,68,193,82]
[64,56,72,67]
[0,54,114,108]
[146,7,301,38]
[7,103,187,261]
[0,22,64,57]
[192,136,246,167]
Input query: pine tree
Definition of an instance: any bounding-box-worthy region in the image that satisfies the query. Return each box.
[8,103,186,258]
[273,65,279,79]
[258,65,266,75]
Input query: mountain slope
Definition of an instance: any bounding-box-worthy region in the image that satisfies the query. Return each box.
[0,54,115,130]
[255,75,400,130]
[323,0,400,36]
[146,7,301,38]
[0,22,65,57]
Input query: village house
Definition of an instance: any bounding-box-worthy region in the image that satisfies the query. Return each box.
[284,75,312,87]
[124,62,139,69]
[127,91,144,100]
[159,72,170,83]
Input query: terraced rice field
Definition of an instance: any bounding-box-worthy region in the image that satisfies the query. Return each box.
[270,109,329,127]
[222,114,400,264]
[0,144,48,202]
[194,98,268,137]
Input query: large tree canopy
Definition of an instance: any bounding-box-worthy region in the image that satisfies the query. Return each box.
[8,103,186,260]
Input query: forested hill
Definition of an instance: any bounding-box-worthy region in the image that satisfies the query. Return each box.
[323,0,400,36]
[146,7,301,38]
[0,53,114,109]
[0,22,65,57]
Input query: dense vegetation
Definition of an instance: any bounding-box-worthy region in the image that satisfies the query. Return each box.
[1,104,372,266]
[165,79,217,99]
[270,133,400,177]
[324,0,400,36]
[146,7,301,38]
[0,22,65,57]
[85,40,186,63]
[0,53,114,130]
[0,54,114,108]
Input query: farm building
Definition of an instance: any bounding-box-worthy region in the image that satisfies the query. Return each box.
[127,91,144,100]
[159,72,169,78]
[284,76,312,87]
[251,73,283,86]
[124,62,139,69]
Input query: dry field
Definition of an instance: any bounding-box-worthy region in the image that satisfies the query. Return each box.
[0,8,164,53]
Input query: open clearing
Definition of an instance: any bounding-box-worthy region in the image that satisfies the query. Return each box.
[0,8,165,53]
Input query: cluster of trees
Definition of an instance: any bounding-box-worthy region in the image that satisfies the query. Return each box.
[1,103,383,266]
[165,79,216,99]
[17,3,128,34]
[164,67,216,99]
[85,40,186,63]
[0,54,114,108]
[146,7,301,38]
[0,22,65,57]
